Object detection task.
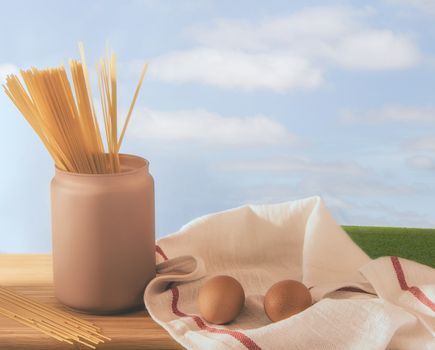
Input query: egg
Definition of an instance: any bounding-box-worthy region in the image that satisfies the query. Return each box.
[197,275,245,325]
[264,280,312,322]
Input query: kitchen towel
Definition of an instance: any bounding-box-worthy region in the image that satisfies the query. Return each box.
[144,196,435,350]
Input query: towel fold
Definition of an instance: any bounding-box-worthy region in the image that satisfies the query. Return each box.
[144,196,435,350]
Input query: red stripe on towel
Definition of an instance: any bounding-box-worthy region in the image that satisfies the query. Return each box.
[155,245,168,261]
[390,256,435,312]
[155,245,262,350]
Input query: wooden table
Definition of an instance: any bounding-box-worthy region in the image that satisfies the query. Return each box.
[0,255,182,349]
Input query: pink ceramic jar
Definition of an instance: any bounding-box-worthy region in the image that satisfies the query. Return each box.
[51,154,155,314]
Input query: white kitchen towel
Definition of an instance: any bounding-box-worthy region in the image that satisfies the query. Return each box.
[144,196,435,350]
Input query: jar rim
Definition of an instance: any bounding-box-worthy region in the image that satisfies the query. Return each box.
[55,154,149,177]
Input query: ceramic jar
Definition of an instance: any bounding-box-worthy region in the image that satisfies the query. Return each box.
[51,154,155,314]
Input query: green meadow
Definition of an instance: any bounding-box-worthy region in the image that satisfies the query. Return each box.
[343,226,435,268]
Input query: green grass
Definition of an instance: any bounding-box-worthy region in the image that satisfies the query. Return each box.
[343,226,435,268]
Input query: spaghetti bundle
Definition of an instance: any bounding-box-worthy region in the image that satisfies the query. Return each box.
[0,287,110,348]
[2,44,147,174]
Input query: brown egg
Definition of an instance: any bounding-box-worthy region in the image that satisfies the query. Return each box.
[197,275,245,325]
[264,280,312,322]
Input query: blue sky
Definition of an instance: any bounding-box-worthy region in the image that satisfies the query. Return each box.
[0,0,435,252]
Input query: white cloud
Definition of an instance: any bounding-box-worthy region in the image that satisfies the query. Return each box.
[341,105,435,123]
[151,49,322,92]
[406,155,435,170]
[150,6,421,91]
[331,30,419,70]
[130,108,297,145]
[0,64,18,83]
[189,6,360,51]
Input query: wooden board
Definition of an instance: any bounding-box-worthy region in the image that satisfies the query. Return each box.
[0,255,183,349]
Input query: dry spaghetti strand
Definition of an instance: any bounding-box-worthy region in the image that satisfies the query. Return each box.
[118,63,148,152]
